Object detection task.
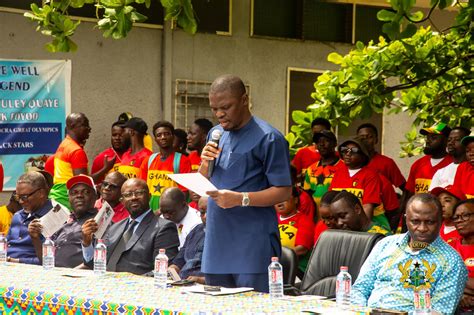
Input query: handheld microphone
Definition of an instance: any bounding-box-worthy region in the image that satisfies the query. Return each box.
[208,129,222,177]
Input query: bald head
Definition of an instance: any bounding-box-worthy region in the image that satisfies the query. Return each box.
[66,113,88,129]
[160,187,188,223]
[209,75,246,99]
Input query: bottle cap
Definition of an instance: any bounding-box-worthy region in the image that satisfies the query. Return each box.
[97,239,104,243]
[271,257,279,262]
[340,266,348,271]
[159,248,166,254]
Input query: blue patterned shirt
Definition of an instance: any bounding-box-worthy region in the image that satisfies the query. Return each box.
[351,233,467,315]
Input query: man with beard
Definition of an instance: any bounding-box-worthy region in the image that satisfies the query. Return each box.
[140,121,191,212]
[118,117,153,179]
[91,121,131,184]
[29,174,98,267]
[49,113,111,209]
[405,123,453,196]
[200,75,291,292]
[187,118,213,172]
[351,193,467,314]
[429,127,471,190]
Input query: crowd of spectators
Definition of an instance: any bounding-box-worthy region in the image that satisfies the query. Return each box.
[0,79,472,314]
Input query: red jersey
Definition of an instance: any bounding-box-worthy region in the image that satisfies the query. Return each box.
[298,188,316,221]
[453,161,474,199]
[379,174,399,212]
[188,151,201,172]
[367,153,406,188]
[329,164,382,206]
[313,220,328,244]
[439,223,461,245]
[44,155,54,176]
[292,146,320,176]
[406,155,453,194]
[140,152,192,211]
[118,148,152,179]
[451,239,474,278]
[91,147,124,183]
[278,212,315,250]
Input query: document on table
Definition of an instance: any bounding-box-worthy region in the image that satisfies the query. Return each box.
[39,203,70,238]
[181,285,254,296]
[167,173,217,196]
[94,201,114,239]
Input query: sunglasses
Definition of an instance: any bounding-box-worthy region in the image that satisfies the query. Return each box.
[340,146,361,155]
[102,181,120,190]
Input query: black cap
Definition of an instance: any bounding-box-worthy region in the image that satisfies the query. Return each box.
[122,117,148,134]
[338,137,371,160]
[313,130,337,144]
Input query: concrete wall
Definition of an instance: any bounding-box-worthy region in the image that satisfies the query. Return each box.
[0,1,456,203]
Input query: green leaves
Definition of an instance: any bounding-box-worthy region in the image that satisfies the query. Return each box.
[24,0,198,52]
[289,3,473,158]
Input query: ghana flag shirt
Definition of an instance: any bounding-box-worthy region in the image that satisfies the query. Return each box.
[118,148,152,179]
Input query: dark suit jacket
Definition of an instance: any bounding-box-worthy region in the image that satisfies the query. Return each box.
[87,210,179,275]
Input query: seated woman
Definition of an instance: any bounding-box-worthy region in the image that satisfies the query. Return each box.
[431,185,464,244]
[313,190,340,244]
[275,187,315,275]
[452,199,474,312]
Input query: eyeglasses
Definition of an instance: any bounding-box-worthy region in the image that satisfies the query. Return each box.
[14,188,42,202]
[122,189,147,199]
[452,213,474,222]
[340,146,361,155]
[102,181,120,190]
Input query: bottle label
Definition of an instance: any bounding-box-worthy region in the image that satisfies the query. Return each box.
[270,269,281,283]
[336,278,351,294]
[414,290,431,310]
[155,260,168,273]
[43,245,54,256]
[95,249,106,261]
[0,241,6,252]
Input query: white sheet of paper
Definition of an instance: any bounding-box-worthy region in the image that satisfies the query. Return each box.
[181,285,253,296]
[93,201,115,239]
[39,202,70,238]
[167,173,217,196]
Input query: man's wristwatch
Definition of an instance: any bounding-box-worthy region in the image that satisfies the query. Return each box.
[241,192,250,207]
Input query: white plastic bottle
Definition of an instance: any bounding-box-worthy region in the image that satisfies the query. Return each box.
[268,256,284,298]
[42,237,55,270]
[94,239,107,276]
[0,233,7,263]
[336,266,352,307]
[413,289,431,315]
[154,248,168,289]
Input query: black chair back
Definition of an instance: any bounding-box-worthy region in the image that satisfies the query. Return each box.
[280,246,298,286]
[300,229,385,297]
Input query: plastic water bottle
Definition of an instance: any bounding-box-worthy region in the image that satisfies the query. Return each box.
[336,266,352,307]
[0,233,7,263]
[94,239,107,276]
[414,289,431,315]
[42,237,55,270]
[154,248,168,289]
[268,257,284,298]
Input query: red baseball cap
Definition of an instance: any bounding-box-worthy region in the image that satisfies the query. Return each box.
[430,185,466,201]
[66,174,96,192]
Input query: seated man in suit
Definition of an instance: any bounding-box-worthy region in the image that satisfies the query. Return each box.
[169,196,207,284]
[351,193,467,314]
[29,174,98,268]
[329,191,391,236]
[159,187,201,249]
[81,178,179,275]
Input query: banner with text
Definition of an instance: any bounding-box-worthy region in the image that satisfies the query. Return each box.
[0,59,71,190]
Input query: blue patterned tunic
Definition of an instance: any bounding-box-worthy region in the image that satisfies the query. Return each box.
[351,233,467,314]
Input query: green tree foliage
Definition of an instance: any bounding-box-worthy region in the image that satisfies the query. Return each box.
[287,0,473,157]
[24,0,197,52]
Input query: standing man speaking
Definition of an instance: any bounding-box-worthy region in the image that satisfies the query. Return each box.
[199,75,292,292]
